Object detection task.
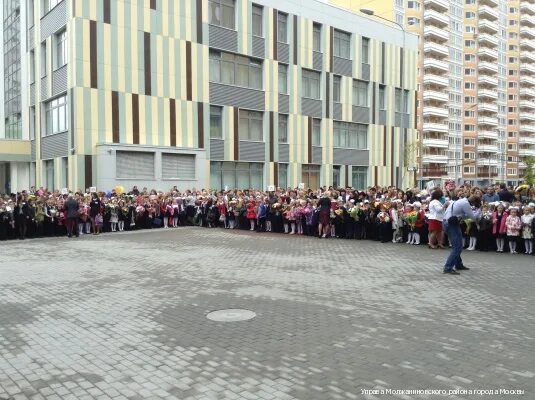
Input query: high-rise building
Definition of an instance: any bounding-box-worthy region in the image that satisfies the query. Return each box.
[0,0,417,193]
[331,0,534,187]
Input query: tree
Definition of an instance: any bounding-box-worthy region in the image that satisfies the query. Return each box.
[523,156,535,186]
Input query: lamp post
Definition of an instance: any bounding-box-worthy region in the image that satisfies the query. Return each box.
[360,9,409,187]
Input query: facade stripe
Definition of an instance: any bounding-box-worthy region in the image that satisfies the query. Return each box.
[186,41,192,101]
[293,15,298,65]
[272,9,277,60]
[233,108,239,161]
[150,0,157,10]
[307,117,312,164]
[103,0,110,24]
[112,91,119,143]
[325,72,330,119]
[132,94,140,145]
[274,162,278,186]
[383,126,387,167]
[329,27,333,71]
[170,98,176,147]
[196,0,203,43]
[197,102,204,148]
[89,20,97,89]
[144,32,151,96]
[391,127,395,186]
[269,112,274,162]
[84,155,92,187]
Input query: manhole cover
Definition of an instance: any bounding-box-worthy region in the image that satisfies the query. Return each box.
[206,309,256,322]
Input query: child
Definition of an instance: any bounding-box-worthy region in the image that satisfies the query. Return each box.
[246,200,256,231]
[521,206,533,255]
[390,200,403,244]
[403,203,416,245]
[492,204,508,252]
[465,216,478,251]
[506,207,522,254]
[257,199,267,232]
[477,204,492,252]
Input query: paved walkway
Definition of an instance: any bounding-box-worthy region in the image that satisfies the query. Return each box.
[0,228,534,400]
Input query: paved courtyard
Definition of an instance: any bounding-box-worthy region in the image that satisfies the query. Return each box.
[0,228,534,400]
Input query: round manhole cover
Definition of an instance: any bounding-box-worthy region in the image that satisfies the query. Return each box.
[206,309,256,322]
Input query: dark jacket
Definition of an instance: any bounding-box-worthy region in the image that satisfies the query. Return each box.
[498,189,514,203]
[65,198,79,219]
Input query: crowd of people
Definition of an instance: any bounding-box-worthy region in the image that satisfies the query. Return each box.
[1,182,534,256]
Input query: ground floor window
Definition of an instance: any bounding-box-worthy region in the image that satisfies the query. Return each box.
[210,161,263,190]
[278,163,288,189]
[61,157,68,189]
[45,159,55,190]
[332,165,341,188]
[352,166,367,190]
[116,151,155,179]
[302,164,320,190]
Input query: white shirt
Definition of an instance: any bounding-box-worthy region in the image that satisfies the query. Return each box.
[428,199,445,221]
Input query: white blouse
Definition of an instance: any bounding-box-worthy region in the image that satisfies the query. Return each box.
[428,199,445,221]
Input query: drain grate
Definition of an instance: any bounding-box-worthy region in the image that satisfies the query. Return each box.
[206,309,256,322]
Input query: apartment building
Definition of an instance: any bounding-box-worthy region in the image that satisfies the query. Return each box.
[0,0,417,193]
[332,0,534,187]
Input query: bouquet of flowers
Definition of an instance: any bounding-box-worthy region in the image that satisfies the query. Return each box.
[378,211,390,223]
[404,211,418,229]
[334,208,344,216]
[464,218,473,235]
[136,205,145,215]
[271,202,281,216]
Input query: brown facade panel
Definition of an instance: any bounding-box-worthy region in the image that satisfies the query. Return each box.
[273,9,278,60]
[85,155,93,188]
[308,117,312,164]
[197,103,204,148]
[170,99,176,147]
[273,162,278,187]
[186,42,192,101]
[132,94,139,145]
[372,83,376,124]
[345,165,349,187]
[150,0,157,10]
[112,91,119,143]
[329,27,334,72]
[383,126,387,167]
[196,0,203,43]
[269,112,274,162]
[293,15,298,65]
[374,166,378,186]
[325,73,330,119]
[144,32,151,96]
[103,0,110,24]
[391,127,395,181]
[89,20,97,89]
[233,108,239,160]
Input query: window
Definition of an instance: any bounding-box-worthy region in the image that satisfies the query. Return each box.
[464,40,475,47]
[333,75,341,102]
[45,160,55,190]
[210,161,264,190]
[29,107,36,140]
[464,82,475,89]
[45,95,68,136]
[209,0,235,29]
[302,164,321,189]
[41,42,47,77]
[508,143,517,150]
[116,151,155,179]
[162,154,196,179]
[278,114,288,143]
[252,5,263,37]
[278,163,288,189]
[508,119,517,125]
[210,106,223,138]
[508,107,518,113]
[45,0,62,14]
[278,64,288,94]
[465,12,475,18]
[352,166,367,190]
[209,50,262,89]
[464,152,475,159]
[313,23,321,52]
[465,110,475,117]
[55,29,67,69]
[464,125,475,131]
[302,69,320,99]
[333,29,351,59]
[333,122,367,149]
[239,110,263,141]
[30,50,35,83]
[407,17,420,26]
[509,82,518,88]
[465,68,475,76]
[353,80,368,107]
[379,85,386,109]
[464,54,475,62]
[408,1,420,9]
[277,12,288,43]
[464,166,475,173]
[361,37,369,64]
[332,165,341,188]
[395,89,409,113]
[312,119,321,146]
[464,138,475,146]
[508,131,517,138]
[509,95,518,100]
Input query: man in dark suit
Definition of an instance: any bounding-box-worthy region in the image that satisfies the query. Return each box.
[65,193,79,238]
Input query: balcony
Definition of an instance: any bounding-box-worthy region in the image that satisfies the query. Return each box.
[422,154,448,164]
[423,26,449,42]
[519,135,535,145]
[520,26,535,39]
[478,33,499,47]
[423,106,448,118]
[521,14,535,27]
[478,102,499,113]
[479,116,499,126]
[423,138,449,148]
[478,130,498,140]
[479,20,499,34]
[478,46,499,61]
[519,148,535,157]
[521,51,535,63]
[423,10,449,27]
[520,124,535,133]
[423,42,449,58]
[521,76,535,86]
[423,58,449,73]
[478,158,499,166]
[479,5,499,21]
[423,74,449,87]
[424,0,449,12]
[520,112,535,121]
[520,40,535,51]
[478,89,498,99]
[478,61,499,74]
[520,87,535,98]
[520,63,535,75]
[520,100,535,110]
[478,75,499,87]
[521,1,535,15]
[478,144,499,153]
[423,90,449,103]
[423,122,448,133]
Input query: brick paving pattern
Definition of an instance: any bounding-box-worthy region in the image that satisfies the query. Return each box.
[0,228,534,400]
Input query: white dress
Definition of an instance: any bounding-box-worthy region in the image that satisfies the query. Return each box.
[521,214,533,239]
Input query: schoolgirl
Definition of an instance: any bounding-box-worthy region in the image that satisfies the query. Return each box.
[246,199,256,231]
[506,207,522,254]
[492,204,508,252]
[521,205,533,255]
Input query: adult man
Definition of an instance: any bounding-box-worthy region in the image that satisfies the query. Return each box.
[498,183,514,203]
[64,193,80,238]
[482,186,500,203]
[442,191,481,275]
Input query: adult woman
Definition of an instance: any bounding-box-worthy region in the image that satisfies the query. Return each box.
[428,189,446,249]
[89,192,102,235]
[317,192,331,238]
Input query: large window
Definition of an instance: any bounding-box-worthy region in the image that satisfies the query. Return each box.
[278,64,288,94]
[45,0,62,14]
[332,165,341,188]
[353,80,368,107]
[302,69,320,99]
[279,114,288,143]
[210,161,263,190]
[116,151,155,179]
[395,88,409,112]
[361,37,370,64]
[352,166,368,190]
[55,29,67,69]
[209,50,262,89]
[313,23,322,52]
[379,85,386,109]
[252,4,263,37]
[333,29,351,59]
[209,0,235,29]
[239,110,263,141]
[210,106,223,138]
[41,42,47,77]
[45,95,68,136]
[333,122,367,149]
[30,50,35,83]
[45,159,54,190]
[162,154,196,179]
[312,118,321,146]
[278,163,288,189]
[333,75,341,102]
[302,164,320,189]
[278,12,288,43]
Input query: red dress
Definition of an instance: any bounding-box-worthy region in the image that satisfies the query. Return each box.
[246,202,256,219]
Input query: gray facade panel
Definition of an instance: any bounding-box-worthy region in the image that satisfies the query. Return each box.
[278,43,290,64]
[312,146,322,164]
[208,25,238,53]
[239,141,265,161]
[301,98,322,118]
[209,82,265,110]
[210,139,225,160]
[379,110,387,125]
[333,148,369,165]
[28,26,35,50]
[31,140,36,161]
[333,103,342,121]
[278,143,289,163]
[394,112,410,128]
[41,77,48,101]
[361,63,370,81]
[30,83,36,106]
[41,131,69,160]
[252,36,265,58]
[52,65,68,97]
[312,51,323,71]
[278,94,289,114]
[40,0,67,41]
[332,56,352,77]
[352,106,370,123]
